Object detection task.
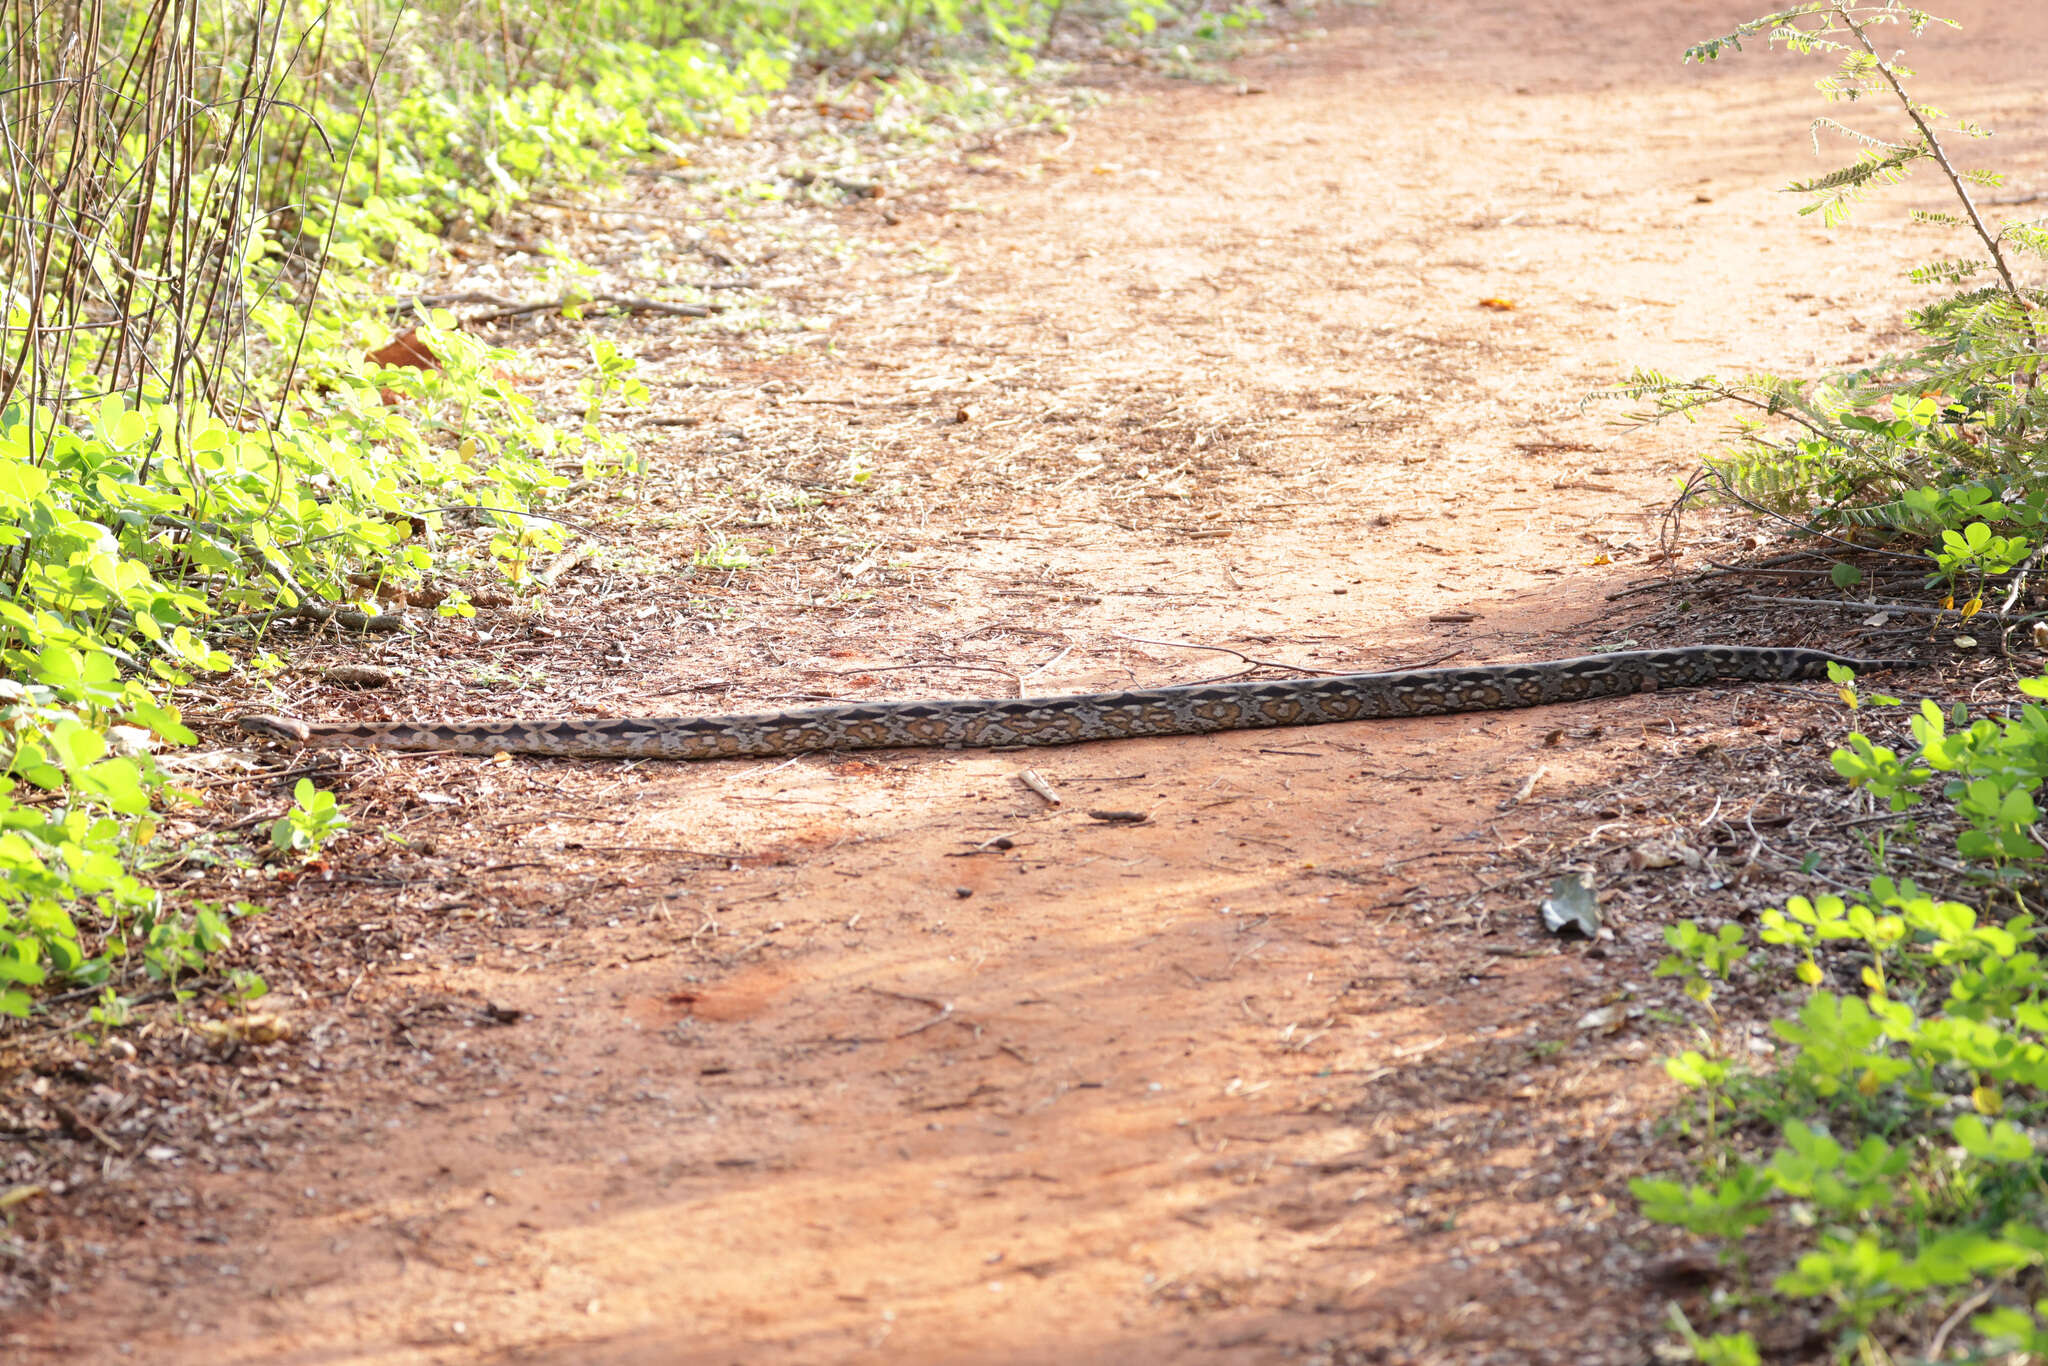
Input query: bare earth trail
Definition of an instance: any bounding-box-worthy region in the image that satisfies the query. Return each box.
[26,2,2048,1363]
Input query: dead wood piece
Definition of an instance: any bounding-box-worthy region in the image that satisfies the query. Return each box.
[1505,766,1548,807]
[1110,631,1357,677]
[861,986,956,1038]
[49,1101,125,1155]
[295,603,408,633]
[448,292,723,325]
[323,664,395,689]
[1019,769,1062,806]
[537,544,596,589]
[1741,594,1964,619]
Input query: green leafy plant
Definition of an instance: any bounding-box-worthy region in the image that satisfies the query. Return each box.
[1639,887,2048,1358]
[0,0,1291,1027]
[1830,678,2048,875]
[1640,688,2048,1358]
[1620,11,2048,1358]
[1658,919,1753,1013]
[1665,1309,1764,1366]
[270,781,352,857]
[1593,1,2046,607]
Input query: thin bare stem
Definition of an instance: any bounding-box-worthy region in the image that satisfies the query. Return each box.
[1836,3,2040,346]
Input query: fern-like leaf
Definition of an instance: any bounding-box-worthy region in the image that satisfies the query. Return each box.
[1807,116,1907,155]
[2002,223,2048,258]
[1908,258,1989,286]
[1786,147,1924,226]
[1682,5,1828,63]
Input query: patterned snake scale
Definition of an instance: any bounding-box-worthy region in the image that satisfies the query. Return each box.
[236,646,1921,761]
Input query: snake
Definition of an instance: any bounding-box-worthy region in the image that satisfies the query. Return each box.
[235,645,1919,761]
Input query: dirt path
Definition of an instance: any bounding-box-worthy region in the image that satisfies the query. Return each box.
[18,2,2048,1363]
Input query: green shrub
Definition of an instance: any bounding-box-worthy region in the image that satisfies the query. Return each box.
[1641,664,2048,1358]
[0,0,1255,1017]
[1597,2,2047,596]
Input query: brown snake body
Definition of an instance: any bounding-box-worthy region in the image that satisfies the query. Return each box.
[236,646,1918,761]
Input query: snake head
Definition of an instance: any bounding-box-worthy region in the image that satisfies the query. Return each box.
[237,714,312,743]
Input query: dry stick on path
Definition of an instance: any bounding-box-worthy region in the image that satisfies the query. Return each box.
[1999,541,2048,617]
[536,544,594,589]
[1114,631,1466,683]
[1995,541,2048,654]
[1111,631,1366,676]
[218,600,409,633]
[478,294,720,323]
[859,986,956,1039]
[819,661,1026,695]
[1705,475,1927,560]
[1671,475,2043,635]
[406,291,724,324]
[284,504,603,549]
[293,602,407,633]
[1018,769,1062,807]
[1741,595,1968,619]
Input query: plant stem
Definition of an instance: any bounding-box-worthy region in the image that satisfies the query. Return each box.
[1837,3,2041,347]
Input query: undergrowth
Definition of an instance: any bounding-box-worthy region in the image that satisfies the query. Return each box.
[1645,664,2048,1361]
[0,0,1280,1023]
[1594,1,2046,622]
[1619,5,2048,1361]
